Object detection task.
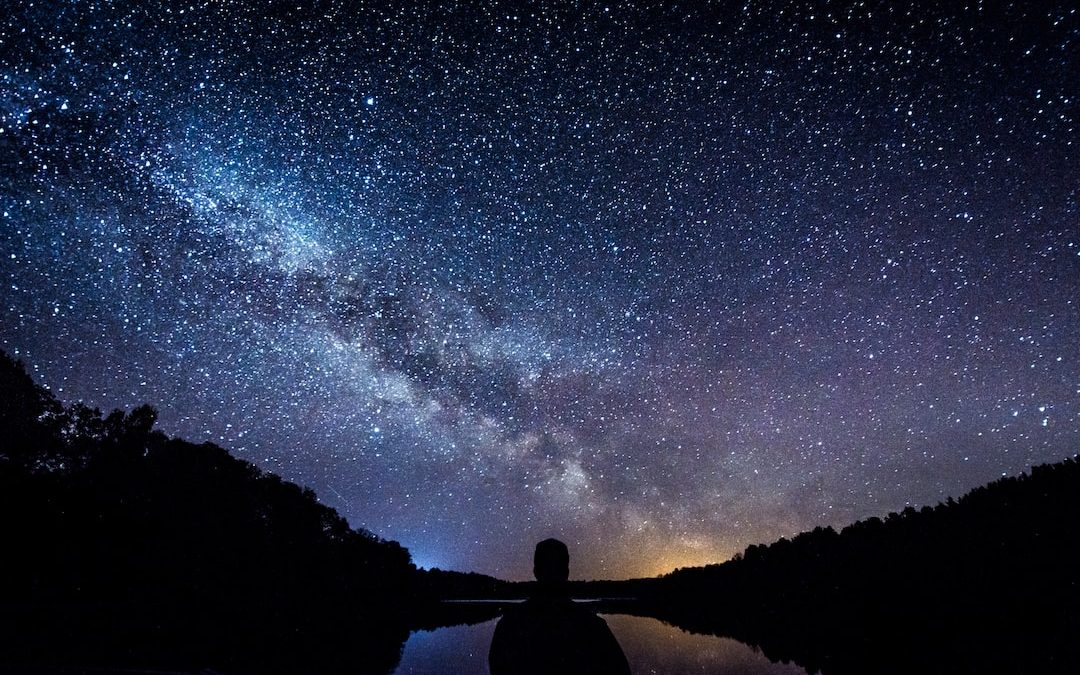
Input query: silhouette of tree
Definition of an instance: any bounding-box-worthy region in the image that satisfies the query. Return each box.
[5,348,1078,673]
[642,455,1080,674]
[0,350,421,674]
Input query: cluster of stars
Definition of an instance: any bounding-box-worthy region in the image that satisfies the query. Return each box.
[1,1,1077,578]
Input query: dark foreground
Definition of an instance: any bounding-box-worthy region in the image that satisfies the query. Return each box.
[2,351,1077,673]
[4,596,1078,675]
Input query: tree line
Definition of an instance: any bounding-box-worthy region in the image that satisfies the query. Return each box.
[5,346,1077,673]
[641,454,1080,673]
[0,350,422,673]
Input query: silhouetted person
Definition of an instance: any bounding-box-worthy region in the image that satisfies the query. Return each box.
[489,539,631,675]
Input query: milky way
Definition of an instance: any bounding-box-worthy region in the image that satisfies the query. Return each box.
[1,1,1078,578]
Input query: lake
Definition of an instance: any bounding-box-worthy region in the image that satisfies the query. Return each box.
[395,612,810,674]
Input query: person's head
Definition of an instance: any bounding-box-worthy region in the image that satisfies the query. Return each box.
[533,538,570,585]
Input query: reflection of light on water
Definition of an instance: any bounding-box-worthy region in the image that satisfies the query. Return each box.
[394,613,808,675]
[603,614,809,675]
[396,618,498,674]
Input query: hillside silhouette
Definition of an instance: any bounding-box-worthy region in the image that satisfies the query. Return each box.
[4,349,1078,673]
[633,456,1080,673]
[0,350,427,673]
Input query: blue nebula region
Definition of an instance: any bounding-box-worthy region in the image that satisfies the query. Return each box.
[1,1,1077,579]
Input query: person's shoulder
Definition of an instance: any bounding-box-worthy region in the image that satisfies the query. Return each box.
[507,597,550,613]
[558,601,611,628]
[495,602,528,625]
[579,605,613,628]
[496,599,546,626]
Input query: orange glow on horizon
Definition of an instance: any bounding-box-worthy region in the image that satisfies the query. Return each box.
[600,539,739,580]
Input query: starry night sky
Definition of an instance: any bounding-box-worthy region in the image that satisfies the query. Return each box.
[1,0,1078,579]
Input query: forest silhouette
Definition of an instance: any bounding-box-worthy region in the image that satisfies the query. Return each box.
[638,454,1080,673]
[2,349,1078,673]
[0,350,424,673]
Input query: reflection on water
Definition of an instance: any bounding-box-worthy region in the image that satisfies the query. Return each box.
[395,618,498,674]
[394,613,809,675]
[605,614,808,675]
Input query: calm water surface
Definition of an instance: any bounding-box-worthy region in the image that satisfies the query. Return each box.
[395,613,809,675]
